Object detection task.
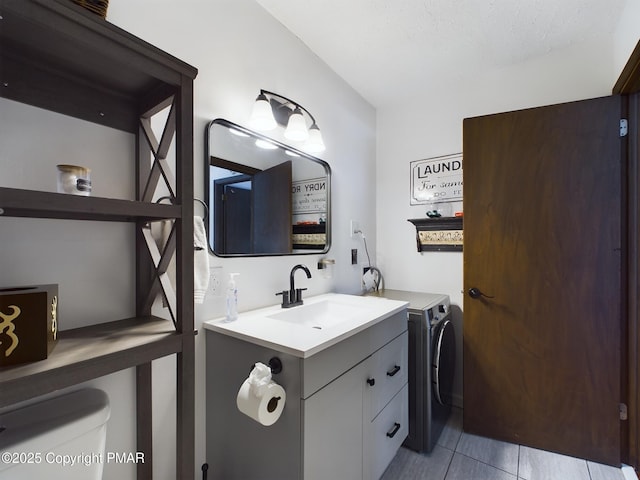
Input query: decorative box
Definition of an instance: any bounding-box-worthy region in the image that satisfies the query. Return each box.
[0,284,58,367]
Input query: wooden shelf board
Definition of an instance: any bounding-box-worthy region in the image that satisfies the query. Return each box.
[0,316,185,407]
[0,187,182,221]
[0,0,197,132]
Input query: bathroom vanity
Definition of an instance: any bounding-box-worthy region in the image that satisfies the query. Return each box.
[204,293,409,480]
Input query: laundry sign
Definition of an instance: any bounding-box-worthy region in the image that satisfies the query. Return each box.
[410,153,463,205]
[292,177,327,215]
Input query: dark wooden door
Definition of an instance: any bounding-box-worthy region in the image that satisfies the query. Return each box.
[223,185,251,254]
[463,95,623,465]
[252,161,292,254]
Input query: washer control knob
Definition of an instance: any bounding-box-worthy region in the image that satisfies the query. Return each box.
[438,304,448,314]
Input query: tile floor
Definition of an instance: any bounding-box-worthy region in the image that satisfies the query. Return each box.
[381,408,634,480]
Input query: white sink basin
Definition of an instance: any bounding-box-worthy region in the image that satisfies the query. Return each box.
[203,293,408,358]
[267,299,364,330]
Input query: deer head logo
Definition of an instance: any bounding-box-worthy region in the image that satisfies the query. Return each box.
[0,305,21,357]
[51,296,58,341]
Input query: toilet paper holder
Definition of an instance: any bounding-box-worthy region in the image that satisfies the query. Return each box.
[250,357,282,375]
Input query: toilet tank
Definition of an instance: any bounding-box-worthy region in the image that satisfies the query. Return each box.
[0,388,110,480]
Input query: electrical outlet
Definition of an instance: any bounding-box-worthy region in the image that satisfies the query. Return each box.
[350,220,360,238]
[210,266,223,297]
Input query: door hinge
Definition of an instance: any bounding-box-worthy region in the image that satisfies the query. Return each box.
[620,403,628,421]
[620,119,628,137]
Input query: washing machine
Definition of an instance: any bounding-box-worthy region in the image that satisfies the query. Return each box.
[369,289,455,453]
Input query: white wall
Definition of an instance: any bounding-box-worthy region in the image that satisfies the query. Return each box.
[0,1,375,479]
[614,0,640,79]
[376,32,633,406]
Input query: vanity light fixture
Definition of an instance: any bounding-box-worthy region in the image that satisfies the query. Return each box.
[248,89,326,153]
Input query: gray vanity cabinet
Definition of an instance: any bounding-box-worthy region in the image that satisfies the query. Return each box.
[304,330,408,480]
[206,308,408,480]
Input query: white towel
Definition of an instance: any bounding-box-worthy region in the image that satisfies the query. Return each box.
[151,219,176,309]
[194,216,210,304]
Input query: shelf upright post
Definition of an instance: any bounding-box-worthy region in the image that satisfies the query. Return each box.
[175,73,196,480]
[135,100,155,480]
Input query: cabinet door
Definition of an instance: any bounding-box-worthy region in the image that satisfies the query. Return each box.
[463,95,622,465]
[303,362,366,480]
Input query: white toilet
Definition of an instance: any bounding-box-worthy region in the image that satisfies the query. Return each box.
[0,388,110,480]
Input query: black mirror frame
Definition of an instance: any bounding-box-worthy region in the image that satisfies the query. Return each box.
[205,118,332,257]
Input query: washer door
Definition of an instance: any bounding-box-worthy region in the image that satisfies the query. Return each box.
[432,318,455,406]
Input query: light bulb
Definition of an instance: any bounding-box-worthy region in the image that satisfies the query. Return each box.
[305,124,326,153]
[248,93,277,131]
[284,107,309,141]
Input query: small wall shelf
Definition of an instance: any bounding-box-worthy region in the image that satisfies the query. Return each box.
[407,217,463,252]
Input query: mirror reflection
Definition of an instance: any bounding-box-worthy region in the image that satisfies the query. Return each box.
[206,119,331,256]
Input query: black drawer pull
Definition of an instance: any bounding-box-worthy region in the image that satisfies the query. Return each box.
[366,378,376,386]
[387,365,401,377]
[386,422,401,438]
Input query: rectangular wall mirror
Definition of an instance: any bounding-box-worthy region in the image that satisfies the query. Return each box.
[206,118,331,256]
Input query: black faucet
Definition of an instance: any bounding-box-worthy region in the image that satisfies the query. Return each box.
[277,264,312,308]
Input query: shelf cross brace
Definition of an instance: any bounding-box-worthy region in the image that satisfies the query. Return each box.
[140,97,177,202]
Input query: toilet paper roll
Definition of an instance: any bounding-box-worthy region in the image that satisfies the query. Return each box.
[236,378,286,426]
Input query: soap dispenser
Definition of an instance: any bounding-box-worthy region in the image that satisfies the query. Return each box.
[225,273,240,322]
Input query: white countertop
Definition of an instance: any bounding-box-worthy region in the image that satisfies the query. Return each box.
[203,293,408,358]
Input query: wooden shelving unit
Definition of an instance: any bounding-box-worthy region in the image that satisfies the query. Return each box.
[0,1,198,478]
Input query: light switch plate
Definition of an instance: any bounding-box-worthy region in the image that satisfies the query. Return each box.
[350,220,360,237]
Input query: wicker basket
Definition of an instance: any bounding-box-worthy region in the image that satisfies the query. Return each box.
[72,0,109,19]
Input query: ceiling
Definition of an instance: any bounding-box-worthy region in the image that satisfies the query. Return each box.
[256,0,627,108]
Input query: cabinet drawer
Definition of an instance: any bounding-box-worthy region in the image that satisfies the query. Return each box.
[364,384,408,480]
[302,309,407,399]
[364,331,408,420]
